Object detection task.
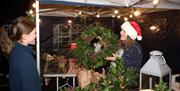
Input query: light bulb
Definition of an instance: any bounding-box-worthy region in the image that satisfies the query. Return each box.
[29,10,33,14]
[150,25,157,30]
[117,15,121,18]
[114,10,118,14]
[68,20,72,24]
[134,11,141,16]
[96,14,100,18]
[152,0,159,5]
[32,3,36,8]
[78,11,82,15]
[124,17,128,21]
[129,14,133,18]
[112,15,115,18]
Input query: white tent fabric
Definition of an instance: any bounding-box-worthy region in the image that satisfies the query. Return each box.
[38,0,140,7]
[133,0,180,9]
[38,0,180,17]
[38,0,180,9]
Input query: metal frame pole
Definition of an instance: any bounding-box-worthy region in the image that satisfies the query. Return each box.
[36,0,40,75]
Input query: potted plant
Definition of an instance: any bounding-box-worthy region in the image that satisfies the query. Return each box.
[154,80,168,91]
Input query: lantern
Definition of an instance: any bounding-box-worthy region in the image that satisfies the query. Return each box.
[139,50,171,90]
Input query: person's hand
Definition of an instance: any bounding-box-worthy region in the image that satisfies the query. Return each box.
[105,53,116,61]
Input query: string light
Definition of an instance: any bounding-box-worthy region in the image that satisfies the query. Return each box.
[129,14,133,18]
[96,14,100,18]
[117,15,121,18]
[114,10,119,14]
[32,3,36,8]
[134,10,141,16]
[25,1,36,22]
[78,11,82,15]
[29,2,36,14]
[124,17,128,21]
[152,0,159,5]
[112,15,116,18]
[29,9,33,14]
[150,25,160,32]
[68,20,72,24]
[150,25,157,30]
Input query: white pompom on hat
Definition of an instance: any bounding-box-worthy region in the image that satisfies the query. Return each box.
[121,21,142,41]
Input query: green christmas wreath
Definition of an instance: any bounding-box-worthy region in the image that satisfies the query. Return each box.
[72,25,138,91]
[72,26,119,69]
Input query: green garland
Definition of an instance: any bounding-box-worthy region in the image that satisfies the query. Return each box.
[74,58,138,91]
[72,26,119,69]
[25,11,35,22]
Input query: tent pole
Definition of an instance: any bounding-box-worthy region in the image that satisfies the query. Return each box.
[36,0,40,75]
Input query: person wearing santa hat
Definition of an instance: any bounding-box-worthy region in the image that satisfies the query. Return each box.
[105,21,143,72]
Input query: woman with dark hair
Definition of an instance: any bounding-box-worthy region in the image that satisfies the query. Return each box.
[0,17,41,91]
[0,27,12,83]
[0,27,13,57]
[105,21,143,72]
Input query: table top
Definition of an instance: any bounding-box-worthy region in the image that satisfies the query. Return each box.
[43,74,76,77]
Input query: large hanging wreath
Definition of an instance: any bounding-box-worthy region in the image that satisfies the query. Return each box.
[71,25,138,91]
[72,26,119,69]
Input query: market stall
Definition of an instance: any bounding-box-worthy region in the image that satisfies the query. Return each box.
[35,0,180,91]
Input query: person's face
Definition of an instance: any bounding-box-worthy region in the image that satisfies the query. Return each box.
[23,28,36,45]
[120,30,128,41]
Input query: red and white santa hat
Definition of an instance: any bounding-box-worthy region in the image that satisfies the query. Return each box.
[121,21,142,41]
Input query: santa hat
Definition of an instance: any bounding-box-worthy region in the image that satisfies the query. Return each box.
[121,21,142,41]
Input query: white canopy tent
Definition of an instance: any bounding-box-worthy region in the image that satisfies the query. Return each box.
[38,0,140,7]
[38,0,180,9]
[38,0,180,17]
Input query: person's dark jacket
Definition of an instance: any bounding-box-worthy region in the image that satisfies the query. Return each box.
[9,42,41,91]
[122,42,143,72]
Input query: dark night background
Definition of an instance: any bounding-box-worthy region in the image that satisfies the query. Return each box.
[0,0,32,69]
[0,0,180,91]
[0,0,32,90]
[0,0,32,26]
